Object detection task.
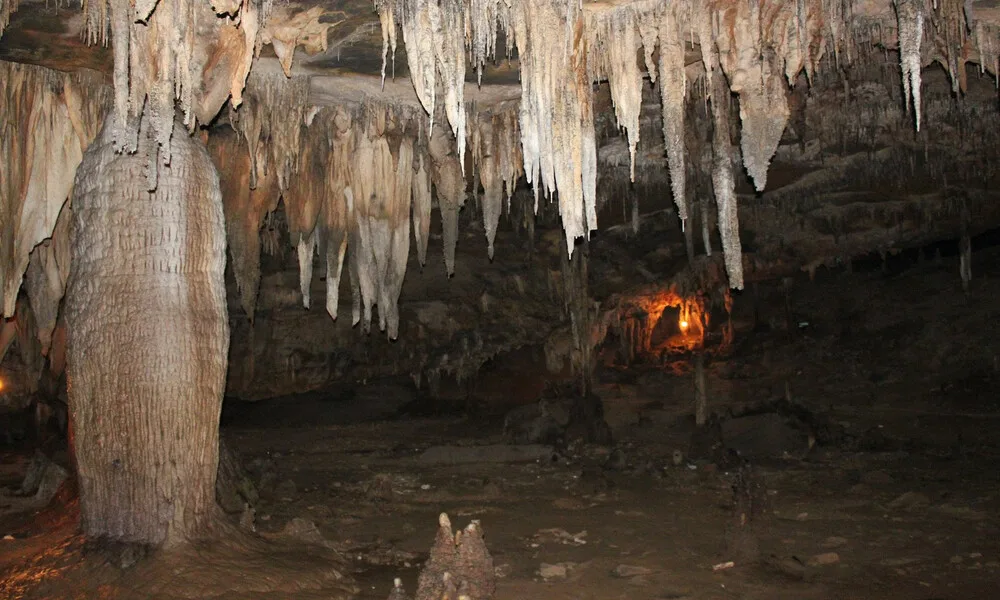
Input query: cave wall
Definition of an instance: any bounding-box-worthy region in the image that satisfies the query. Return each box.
[222,195,576,401]
[219,57,1000,403]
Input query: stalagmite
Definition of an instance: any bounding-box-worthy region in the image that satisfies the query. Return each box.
[0,62,109,318]
[895,0,925,131]
[694,352,707,426]
[960,203,972,291]
[701,199,713,257]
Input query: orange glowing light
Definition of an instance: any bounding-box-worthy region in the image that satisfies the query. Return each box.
[0,377,4,392]
[679,319,689,331]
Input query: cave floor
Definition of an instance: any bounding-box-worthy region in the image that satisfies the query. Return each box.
[218,248,1000,600]
[1,247,999,599]
[222,413,999,600]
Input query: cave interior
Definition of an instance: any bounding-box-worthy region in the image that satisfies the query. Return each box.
[0,0,999,598]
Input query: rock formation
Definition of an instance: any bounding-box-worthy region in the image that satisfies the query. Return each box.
[412,513,495,600]
[2,0,1000,549]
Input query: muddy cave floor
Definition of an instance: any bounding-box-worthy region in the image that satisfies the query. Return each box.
[2,248,1000,599]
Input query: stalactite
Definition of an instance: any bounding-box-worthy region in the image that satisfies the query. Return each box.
[259,5,335,77]
[589,5,644,181]
[429,123,466,276]
[344,109,416,339]
[895,0,925,131]
[975,22,999,86]
[0,0,18,38]
[471,109,523,259]
[382,136,414,338]
[82,0,264,188]
[736,55,792,192]
[710,69,744,289]
[377,0,467,170]
[379,7,396,87]
[367,0,974,288]
[467,0,502,84]
[347,124,380,331]
[296,231,317,309]
[412,151,433,267]
[659,3,689,223]
[496,109,524,209]
[0,62,109,318]
[514,0,598,256]
[477,119,504,259]
[708,0,793,192]
[283,109,328,309]
[322,108,354,321]
[24,205,72,356]
[233,69,311,193]
[207,130,279,320]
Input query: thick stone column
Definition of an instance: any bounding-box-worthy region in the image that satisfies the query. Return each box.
[65,115,229,546]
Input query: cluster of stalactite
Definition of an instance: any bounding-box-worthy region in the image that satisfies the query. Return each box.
[79,0,267,189]
[0,0,17,38]
[219,73,524,339]
[374,0,999,289]
[0,62,109,357]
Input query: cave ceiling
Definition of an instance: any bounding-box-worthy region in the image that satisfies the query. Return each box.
[3,0,1000,343]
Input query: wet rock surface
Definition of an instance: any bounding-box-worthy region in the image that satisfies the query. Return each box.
[3,195,1000,600]
[209,246,1000,600]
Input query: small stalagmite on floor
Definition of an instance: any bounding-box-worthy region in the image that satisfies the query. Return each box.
[390,512,496,600]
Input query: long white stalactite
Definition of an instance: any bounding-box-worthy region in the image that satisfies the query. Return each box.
[6,0,987,351]
[0,0,996,344]
[370,0,995,289]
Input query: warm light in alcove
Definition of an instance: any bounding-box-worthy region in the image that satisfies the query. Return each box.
[679,319,690,332]
[0,377,4,392]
